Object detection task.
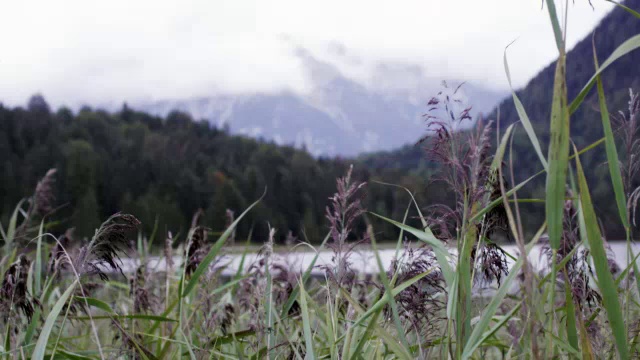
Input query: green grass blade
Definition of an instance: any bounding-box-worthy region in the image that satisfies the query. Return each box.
[23,306,41,346]
[545,49,570,251]
[182,192,264,297]
[349,308,381,360]
[71,314,177,322]
[462,223,545,359]
[48,349,95,360]
[34,221,44,296]
[371,181,428,228]
[395,200,412,263]
[281,231,330,318]
[569,34,640,114]
[369,226,410,351]
[298,278,315,360]
[4,199,25,248]
[4,320,11,358]
[470,174,535,223]
[504,47,547,170]
[462,258,524,358]
[615,250,640,286]
[574,144,629,360]
[209,277,246,297]
[491,124,516,172]
[464,301,522,359]
[179,328,197,360]
[33,280,78,360]
[339,270,433,341]
[374,327,412,360]
[264,240,275,359]
[369,212,453,286]
[563,273,579,352]
[147,216,159,250]
[232,230,252,294]
[74,296,115,313]
[544,0,564,52]
[606,0,640,19]
[547,331,581,357]
[469,135,608,225]
[206,329,255,348]
[593,39,629,229]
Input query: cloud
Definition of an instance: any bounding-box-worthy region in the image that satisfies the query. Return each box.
[0,0,613,108]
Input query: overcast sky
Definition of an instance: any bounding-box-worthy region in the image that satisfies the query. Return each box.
[0,0,614,108]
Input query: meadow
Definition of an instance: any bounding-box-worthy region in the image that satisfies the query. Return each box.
[4,1,640,359]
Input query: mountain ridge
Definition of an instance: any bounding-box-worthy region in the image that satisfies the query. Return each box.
[136,48,505,156]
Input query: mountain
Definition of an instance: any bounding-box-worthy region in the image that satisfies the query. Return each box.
[360,0,640,238]
[2,1,639,245]
[136,48,505,156]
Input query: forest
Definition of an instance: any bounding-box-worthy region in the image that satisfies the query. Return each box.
[2,0,640,245]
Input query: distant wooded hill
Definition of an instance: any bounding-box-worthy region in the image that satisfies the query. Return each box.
[1,0,639,243]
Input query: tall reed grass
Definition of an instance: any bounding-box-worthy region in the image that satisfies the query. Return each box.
[3,1,640,359]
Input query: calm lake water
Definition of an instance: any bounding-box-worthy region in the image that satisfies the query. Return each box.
[121,242,640,278]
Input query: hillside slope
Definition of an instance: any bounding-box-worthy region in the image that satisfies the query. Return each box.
[360,0,640,237]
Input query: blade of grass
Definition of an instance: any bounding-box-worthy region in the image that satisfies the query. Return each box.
[593,37,629,229]
[281,231,330,318]
[545,46,569,252]
[264,232,275,360]
[461,223,545,359]
[33,280,78,360]
[470,135,607,225]
[232,230,253,294]
[371,181,428,228]
[504,47,547,170]
[73,297,114,313]
[70,314,177,322]
[369,225,410,351]
[544,0,565,52]
[4,199,25,250]
[606,0,640,18]
[207,329,255,348]
[464,301,522,359]
[569,34,640,114]
[395,200,412,264]
[547,331,581,357]
[369,213,453,286]
[147,216,159,250]
[182,191,264,297]
[34,221,44,296]
[491,124,516,172]
[298,278,315,360]
[544,41,570,354]
[3,322,10,360]
[574,144,629,360]
[563,271,579,352]
[577,314,596,360]
[374,327,412,360]
[337,269,433,342]
[179,328,197,360]
[23,306,42,346]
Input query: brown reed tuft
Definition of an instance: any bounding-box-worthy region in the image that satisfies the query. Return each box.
[322,165,367,289]
[71,213,140,280]
[0,255,36,322]
[184,226,209,277]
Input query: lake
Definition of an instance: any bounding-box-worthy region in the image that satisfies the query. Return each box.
[120,241,640,281]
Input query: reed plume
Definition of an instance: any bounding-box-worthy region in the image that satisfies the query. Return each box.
[0,255,36,322]
[70,213,140,280]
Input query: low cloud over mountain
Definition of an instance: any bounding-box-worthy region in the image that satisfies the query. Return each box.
[137,46,506,156]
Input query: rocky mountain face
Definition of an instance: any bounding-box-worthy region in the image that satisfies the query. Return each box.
[138,48,505,156]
